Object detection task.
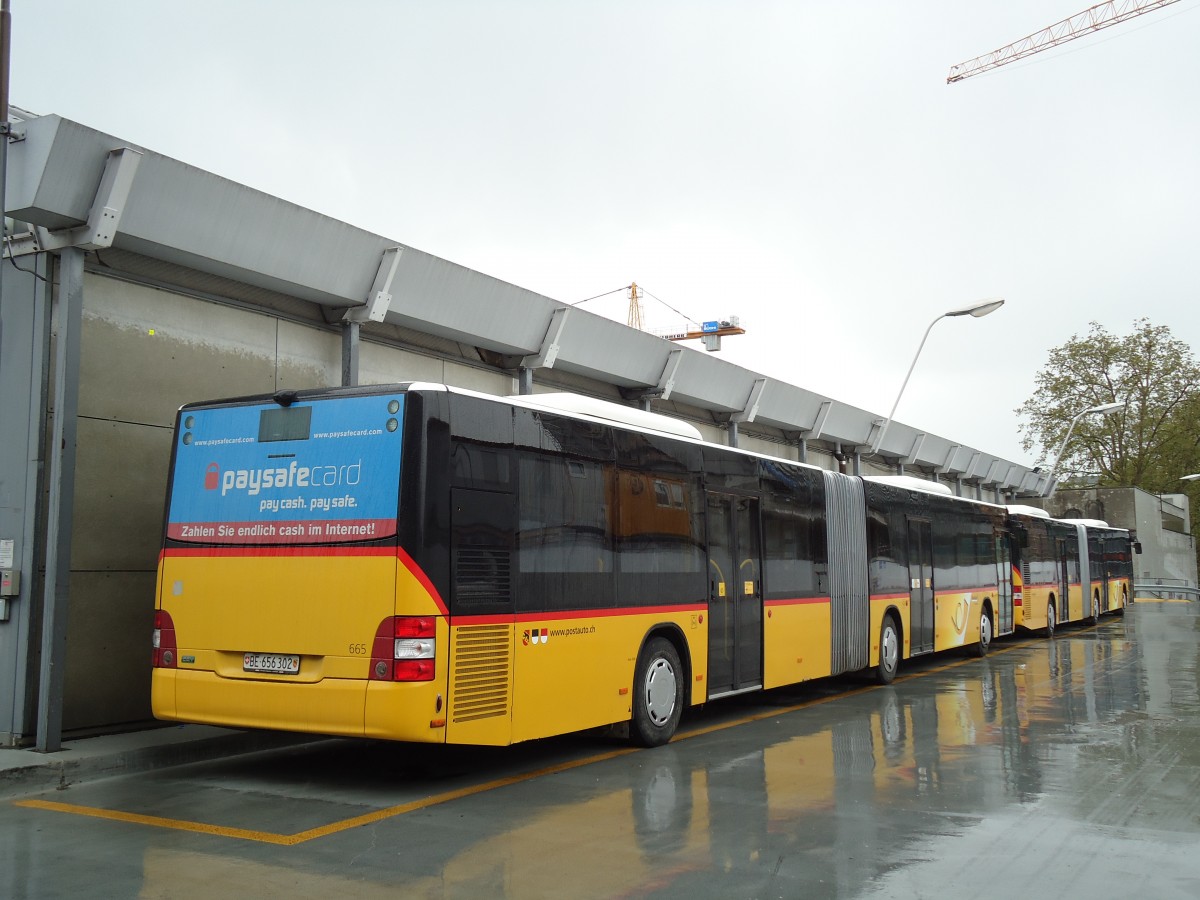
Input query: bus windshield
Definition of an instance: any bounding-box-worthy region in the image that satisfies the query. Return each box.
[165,392,404,545]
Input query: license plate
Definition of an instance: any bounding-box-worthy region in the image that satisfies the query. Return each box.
[243,652,300,675]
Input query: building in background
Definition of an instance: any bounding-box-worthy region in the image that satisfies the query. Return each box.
[1031,487,1198,591]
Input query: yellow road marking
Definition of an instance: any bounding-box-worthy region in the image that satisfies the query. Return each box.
[14,745,641,846]
[10,625,1104,845]
[14,798,298,845]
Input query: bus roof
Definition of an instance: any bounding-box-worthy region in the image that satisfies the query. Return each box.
[507,391,705,441]
[1007,504,1051,518]
[864,475,954,497]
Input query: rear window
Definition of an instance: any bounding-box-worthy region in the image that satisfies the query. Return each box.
[166,393,404,545]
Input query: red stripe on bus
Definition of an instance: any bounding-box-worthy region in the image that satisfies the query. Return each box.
[452,603,709,627]
[396,545,448,617]
[159,545,397,560]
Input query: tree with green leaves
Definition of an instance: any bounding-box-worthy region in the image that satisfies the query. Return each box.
[1017,319,1200,493]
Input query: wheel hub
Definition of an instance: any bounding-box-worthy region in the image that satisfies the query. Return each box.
[645,658,677,726]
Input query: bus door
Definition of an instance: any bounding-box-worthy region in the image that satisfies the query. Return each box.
[1091,536,1109,613]
[706,493,763,697]
[994,531,1014,635]
[1099,544,1111,612]
[1076,524,1094,617]
[908,519,934,654]
[1056,539,1071,621]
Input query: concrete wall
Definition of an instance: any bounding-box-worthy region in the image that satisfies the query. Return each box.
[1130,491,1197,586]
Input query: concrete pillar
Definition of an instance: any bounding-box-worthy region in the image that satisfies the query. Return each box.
[0,253,50,747]
[37,248,85,752]
[341,320,360,386]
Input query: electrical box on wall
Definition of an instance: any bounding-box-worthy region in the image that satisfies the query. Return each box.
[0,569,18,621]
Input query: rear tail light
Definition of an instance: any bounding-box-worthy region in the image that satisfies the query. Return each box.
[153,610,178,668]
[371,616,437,681]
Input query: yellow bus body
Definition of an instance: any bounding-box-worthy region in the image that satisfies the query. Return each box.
[154,550,443,741]
[154,550,719,745]
[932,588,996,652]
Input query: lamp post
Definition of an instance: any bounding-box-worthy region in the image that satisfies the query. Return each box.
[1043,400,1126,495]
[871,298,1005,456]
[1181,474,1200,482]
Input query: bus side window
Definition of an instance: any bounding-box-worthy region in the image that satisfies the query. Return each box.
[451,442,513,491]
[517,453,614,612]
[762,496,817,599]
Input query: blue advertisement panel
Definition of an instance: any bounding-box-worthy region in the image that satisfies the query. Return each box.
[166,394,404,545]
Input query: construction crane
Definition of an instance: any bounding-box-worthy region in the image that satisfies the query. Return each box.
[947,0,1181,83]
[625,282,745,351]
[627,282,645,330]
[660,317,746,352]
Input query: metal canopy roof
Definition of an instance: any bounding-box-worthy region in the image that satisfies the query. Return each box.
[5,112,1047,496]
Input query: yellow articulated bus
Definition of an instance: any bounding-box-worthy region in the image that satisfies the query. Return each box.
[1083,519,1135,617]
[1006,507,1134,636]
[152,383,1030,747]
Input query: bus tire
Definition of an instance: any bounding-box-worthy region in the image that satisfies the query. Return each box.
[971,605,993,658]
[1089,592,1100,625]
[1046,602,1057,638]
[876,615,900,685]
[631,637,684,747]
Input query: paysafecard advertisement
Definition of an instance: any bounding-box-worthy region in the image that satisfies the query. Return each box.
[166,395,404,545]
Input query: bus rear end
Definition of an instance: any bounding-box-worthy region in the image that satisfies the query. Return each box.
[152,387,447,742]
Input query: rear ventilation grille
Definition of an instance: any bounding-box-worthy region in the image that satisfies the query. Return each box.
[455,548,512,606]
[450,625,511,723]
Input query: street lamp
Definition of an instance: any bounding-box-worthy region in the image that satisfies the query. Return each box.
[1043,400,1126,494]
[1181,474,1200,482]
[871,298,1005,455]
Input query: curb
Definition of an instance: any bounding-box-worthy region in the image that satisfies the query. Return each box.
[0,727,326,800]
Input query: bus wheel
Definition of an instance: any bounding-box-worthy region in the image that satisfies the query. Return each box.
[1089,593,1100,625]
[632,638,684,747]
[971,607,993,658]
[876,615,900,685]
[1046,603,1057,638]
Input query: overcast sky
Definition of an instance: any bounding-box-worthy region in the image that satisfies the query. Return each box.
[13,1,1200,465]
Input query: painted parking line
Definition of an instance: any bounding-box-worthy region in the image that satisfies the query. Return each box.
[12,624,1111,845]
[13,799,302,845]
[14,745,640,846]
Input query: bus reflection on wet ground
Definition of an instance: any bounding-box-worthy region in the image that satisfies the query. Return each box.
[4,603,1200,899]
